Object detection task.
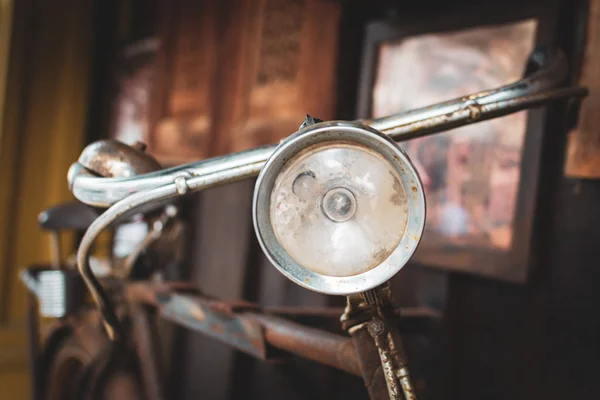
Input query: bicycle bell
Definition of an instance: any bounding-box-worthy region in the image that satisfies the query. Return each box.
[68,139,167,217]
[68,139,162,188]
[253,121,426,295]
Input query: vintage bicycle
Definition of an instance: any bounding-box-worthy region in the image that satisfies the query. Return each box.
[22,48,587,400]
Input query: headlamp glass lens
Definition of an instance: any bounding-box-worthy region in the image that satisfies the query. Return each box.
[270,142,409,277]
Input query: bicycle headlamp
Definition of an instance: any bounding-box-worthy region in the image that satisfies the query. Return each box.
[253,122,426,295]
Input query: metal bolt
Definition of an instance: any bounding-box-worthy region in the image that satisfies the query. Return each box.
[465,102,482,121]
[367,318,385,337]
[132,141,148,152]
[174,176,189,195]
[299,114,323,129]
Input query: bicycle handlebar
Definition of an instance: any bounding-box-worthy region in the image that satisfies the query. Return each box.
[68,50,585,209]
[70,49,588,341]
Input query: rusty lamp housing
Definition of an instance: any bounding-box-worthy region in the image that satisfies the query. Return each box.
[253,121,426,295]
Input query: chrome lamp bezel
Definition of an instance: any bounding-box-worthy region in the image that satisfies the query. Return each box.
[252,121,426,295]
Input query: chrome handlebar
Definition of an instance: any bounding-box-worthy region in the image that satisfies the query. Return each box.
[70,50,587,340]
[68,50,584,209]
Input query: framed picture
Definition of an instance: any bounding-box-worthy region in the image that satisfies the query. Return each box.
[357,3,557,282]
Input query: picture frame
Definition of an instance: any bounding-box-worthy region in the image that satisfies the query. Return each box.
[357,1,558,282]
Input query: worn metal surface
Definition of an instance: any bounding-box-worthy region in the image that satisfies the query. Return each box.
[366,49,570,134]
[130,306,165,400]
[253,122,426,295]
[77,139,162,178]
[376,86,586,141]
[388,328,416,400]
[351,325,391,400]
[344,286,420,400]
[368,318,402,400]
[125,283,363,375]
[127,283,267,359]
[69,145,273,207]
[366,317,418,400]
[163,295,267,359]
[74,162,263,339]
[246,313,361,376]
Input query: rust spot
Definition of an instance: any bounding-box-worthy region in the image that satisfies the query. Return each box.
[211,323,224,334]
[413,236,419,241]
[389,172,407,206]
[250,338,264,352]
[372,247,388,263]
[304,277,310,283]
[411,186,417,193]
[466,102,482,121]
[189,305,206,322]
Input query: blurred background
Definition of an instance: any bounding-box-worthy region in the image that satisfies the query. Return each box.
[1,0,600,399]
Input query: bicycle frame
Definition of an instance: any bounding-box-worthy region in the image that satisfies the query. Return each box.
[122,280,439,400]
[64,49,587,400]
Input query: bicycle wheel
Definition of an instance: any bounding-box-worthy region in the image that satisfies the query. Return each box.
[45,336,91,400]
[44,335,143,400]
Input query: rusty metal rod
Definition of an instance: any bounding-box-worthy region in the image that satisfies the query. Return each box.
[375,86,586,140]
[125,283,362,376]
[350,324,392,400]
[245,313,362,376]
[130,306,164,400]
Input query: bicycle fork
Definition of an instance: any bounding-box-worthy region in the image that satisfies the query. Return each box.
[342,285,417,400]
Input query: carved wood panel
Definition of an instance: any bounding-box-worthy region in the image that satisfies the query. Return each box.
[149,0,219,164]
[228,0,341,154]
[148,0,340,162]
